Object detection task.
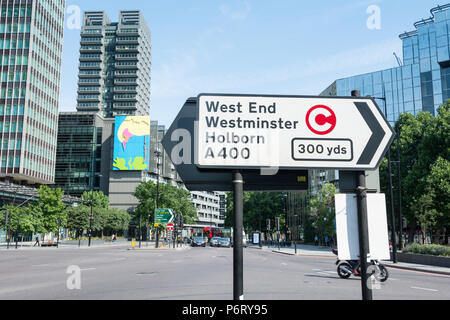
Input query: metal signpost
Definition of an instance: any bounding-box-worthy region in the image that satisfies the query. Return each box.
[164,94,394,301]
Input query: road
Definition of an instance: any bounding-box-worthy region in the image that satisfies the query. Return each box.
[0,245,448,300]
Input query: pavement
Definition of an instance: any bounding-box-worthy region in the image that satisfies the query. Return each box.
[248,243,450,276]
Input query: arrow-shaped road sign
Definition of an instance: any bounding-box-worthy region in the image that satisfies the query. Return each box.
[196,94,395,170]
[161,98,309,192]
[154,209,175,224]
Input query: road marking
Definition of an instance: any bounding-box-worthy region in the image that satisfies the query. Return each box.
[281,263,288,266]
[411,286,438,292]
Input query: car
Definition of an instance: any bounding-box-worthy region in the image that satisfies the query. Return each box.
[210,237,221,247]
[191,237,207,247]
[218,238,231,248]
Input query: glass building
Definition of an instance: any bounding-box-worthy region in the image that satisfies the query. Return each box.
[76,11,151,118]
[54,112,103,197]
[328,4,450,123]
[0,0,65,185]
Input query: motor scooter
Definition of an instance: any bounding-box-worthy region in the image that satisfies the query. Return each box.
[331,248,389,282]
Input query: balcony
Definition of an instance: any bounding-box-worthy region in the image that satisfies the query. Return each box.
[113,103,137,110]
[79,55,103,62]
[114,63,138,69]
[79,63,102,70]
[115,45,139,53]
[114,79,137,85]
[115,54,138,61]
[78,70,102,78]
[114,94,137,102]
[77,94,101,102]
[78,79,101,86]
[80,46,103,53]
[116,37,139,45]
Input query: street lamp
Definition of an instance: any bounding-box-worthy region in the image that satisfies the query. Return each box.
[88,199,94,247]
[155,148,162,249]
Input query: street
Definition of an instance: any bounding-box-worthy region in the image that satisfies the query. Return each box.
[0,245,448,300]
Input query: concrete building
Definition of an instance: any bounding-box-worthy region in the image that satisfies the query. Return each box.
[76,10,151,118]
[0,0,66,185]
[191,191,226,228]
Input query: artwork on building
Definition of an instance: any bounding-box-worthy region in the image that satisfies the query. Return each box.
[113,116,150,171]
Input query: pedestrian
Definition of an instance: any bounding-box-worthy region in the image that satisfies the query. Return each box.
[33,236,40,247]
[325,236,329,247]
[314,235,318,246]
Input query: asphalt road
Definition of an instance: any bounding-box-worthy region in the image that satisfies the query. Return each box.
[0,245,448,300]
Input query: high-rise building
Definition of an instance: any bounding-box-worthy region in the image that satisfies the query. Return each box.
[76,11,151,118]
[325,4,450,121]
[0,0,65,185]
[54,112,103,197]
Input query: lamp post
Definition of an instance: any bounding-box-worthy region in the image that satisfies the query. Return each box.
[88,199,93,247]
[155,148,162,249]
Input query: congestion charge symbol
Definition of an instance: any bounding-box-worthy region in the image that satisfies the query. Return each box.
[306,105,337,135]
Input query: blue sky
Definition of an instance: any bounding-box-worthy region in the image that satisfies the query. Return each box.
[60,0,437,127]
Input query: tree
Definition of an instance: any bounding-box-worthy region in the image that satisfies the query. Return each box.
[309,183,336,242]
[81,191,109,210]
[104,208,131,235]
[36,186,66,238]
[224,192,288,235]
[66,205,90,238]
[380,101,450,244]
[134,181,197,226]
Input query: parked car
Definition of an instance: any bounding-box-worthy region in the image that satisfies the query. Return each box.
[218,238,231,248]
[191,237,207,247]
[210,237,221,247]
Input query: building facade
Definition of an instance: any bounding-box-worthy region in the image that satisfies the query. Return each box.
[191,191,226,228]
[0,0,65,185]
[76,10,151,118]
[330,4,450,122]
[54,112,103,197]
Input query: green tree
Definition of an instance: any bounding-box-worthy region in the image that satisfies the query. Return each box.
[309,183,336,241]
[66,205,90,238]
[380,102,450,244]
[81,191,110,209]
[134,181,197,226]
[104,208,131,235]
[224,192,287,235]
[36,186,66,237]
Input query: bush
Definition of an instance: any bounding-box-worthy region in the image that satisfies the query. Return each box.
[403,243,450,257]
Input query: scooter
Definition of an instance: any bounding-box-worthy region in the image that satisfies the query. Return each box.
[331,248,389,282]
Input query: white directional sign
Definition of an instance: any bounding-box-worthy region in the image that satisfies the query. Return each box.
[196,94,394,170]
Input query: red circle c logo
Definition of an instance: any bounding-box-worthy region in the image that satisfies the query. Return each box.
[306,105,337,135]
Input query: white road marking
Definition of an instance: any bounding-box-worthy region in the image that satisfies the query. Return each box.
[411,286,438,292]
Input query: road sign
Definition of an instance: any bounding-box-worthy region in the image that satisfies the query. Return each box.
[167,223,174,231]
[196,94,394,170]
[154,209,174,224]
[161,98,308,191]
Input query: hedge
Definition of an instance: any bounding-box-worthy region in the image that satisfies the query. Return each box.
[403,243,450,257]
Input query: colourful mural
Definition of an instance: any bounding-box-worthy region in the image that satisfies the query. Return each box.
[113,116,151,171]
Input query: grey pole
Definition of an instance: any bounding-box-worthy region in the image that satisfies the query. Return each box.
[388,146,398,262]
[396,130,403,250]
[351,90,373,301]
[233,170,244,301]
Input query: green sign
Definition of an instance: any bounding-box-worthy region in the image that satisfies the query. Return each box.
[154,209,174,224]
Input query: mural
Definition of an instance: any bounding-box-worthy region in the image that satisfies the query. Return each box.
[113,116,151,171]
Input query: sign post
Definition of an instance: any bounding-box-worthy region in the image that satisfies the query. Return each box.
[233,170,244,301]
[164,93,394,301]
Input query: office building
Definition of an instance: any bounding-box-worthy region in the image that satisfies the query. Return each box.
[76,10,151,118]
[326,4,450,121]
[313,4,450,196]
[0,0,66,185]
[54,112,103,197]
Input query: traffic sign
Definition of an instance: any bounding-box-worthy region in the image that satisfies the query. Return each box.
[167,223,174,231]
[161,98,309,191]
[196,94,394,170]
[154,209,174,224]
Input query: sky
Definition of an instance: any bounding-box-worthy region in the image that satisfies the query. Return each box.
[59,0,437,127]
